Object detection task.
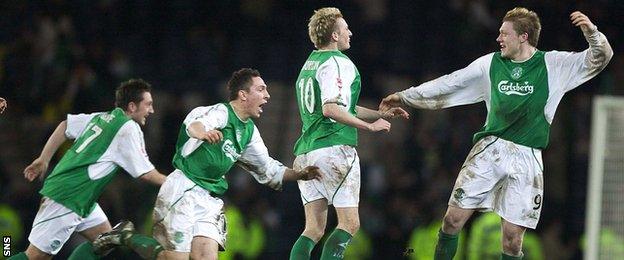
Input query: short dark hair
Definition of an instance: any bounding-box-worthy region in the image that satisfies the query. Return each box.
[115,79,152,110]
[227,68,261,101]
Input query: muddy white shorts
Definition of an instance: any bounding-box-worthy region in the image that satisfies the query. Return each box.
[294,145,360,207]
[449,136,544,229]
[152,169,227,252]
[28,197,108,254]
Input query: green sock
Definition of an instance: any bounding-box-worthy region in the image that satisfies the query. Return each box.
[124,234,164,260]
[501,252,523,260]
[289,235,316,260]
[434,229,459,260]
[68,242,100,260]
[320,229,352,260]
[7,252,28,260]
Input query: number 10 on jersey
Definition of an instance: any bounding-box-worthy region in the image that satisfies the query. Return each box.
[298,77,315,114]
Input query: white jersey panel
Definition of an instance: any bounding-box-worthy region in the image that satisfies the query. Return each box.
[88,120,155,179]
[544,31,613,123]
[65,112,103,139]
[317,56,356,108]
[180,104,229,157]
[398,53,493,110]
[236,125,287,190]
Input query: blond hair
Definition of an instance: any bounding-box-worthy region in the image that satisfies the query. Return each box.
[308,7,343,48]
[503,7,541,47]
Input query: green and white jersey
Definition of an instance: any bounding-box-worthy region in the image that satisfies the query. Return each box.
[398,31,612,149]
[294,50,361,155]
[40,108,155,217]
[173,103,287,195]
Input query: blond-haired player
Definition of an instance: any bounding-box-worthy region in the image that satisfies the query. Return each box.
[381,7,612,260]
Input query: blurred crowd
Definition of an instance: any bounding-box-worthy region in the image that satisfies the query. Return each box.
[1,0,623,259]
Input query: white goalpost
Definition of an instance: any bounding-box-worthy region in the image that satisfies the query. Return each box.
[585,95,624,260]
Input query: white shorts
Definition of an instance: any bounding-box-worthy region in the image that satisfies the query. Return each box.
[28,197,108,255]
[294,145,360,207]
[449,136,544,229]
[152,170,227,252]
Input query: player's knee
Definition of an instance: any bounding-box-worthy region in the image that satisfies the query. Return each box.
[25,244,53,260]
[190,250,217,260]
[442,213,464,233]
[303,220,326,241]
[303,227,325,242]
[337,218,360,235]
[501,232,523,255]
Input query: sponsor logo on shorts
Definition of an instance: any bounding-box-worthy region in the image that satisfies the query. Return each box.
[174,231,184,244]
[453,188,466,201]
[50,240,61,251]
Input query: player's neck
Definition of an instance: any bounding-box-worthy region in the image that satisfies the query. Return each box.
[317,42,339,51]
[229,101,250,121]
[511,45,537,62]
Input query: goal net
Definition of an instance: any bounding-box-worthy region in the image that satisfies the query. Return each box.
[585,95,624,260]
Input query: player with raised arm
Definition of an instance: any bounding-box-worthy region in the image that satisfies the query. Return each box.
[289,7,409,260]
[9,79,166,260]
[380,8,612,260]
[94,68,322,260]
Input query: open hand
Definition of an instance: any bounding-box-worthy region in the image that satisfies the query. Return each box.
[379,93,402,112]
[570,11,597,35]
[381,107,409,120]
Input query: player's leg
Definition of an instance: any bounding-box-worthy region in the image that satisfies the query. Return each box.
[189,236,220,260]
[17,198,84,260]
[290,198,328,260]
[320,145,360,260]
[434,206,474,260]
[435,136,502,260]
[320,207,358,260]
[501,219,526,259]
[290,149,330,260]
[493,143,543,260]
[21,244,52,260]
[67,203,111,260]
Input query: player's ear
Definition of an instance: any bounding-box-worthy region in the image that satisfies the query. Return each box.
[520,32,529,43]
[331,31,339,42]
[127,102,137,113]
[238,90,247,101]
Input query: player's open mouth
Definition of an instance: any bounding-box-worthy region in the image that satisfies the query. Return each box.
[259,103,266,113]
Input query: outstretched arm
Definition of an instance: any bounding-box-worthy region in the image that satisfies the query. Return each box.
[380,54,491,111]
[24,121,69,181]
[356,105,409,121]
[323,103,391,132]
[237,126,321,190]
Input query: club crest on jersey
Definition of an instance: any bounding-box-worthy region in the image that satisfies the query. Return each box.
[511,67,523,79]
[498,80,534,96]
[222,139,241,162]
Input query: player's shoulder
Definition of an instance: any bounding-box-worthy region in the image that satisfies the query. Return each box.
[191,103,228,114]
[118,120,143,137]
